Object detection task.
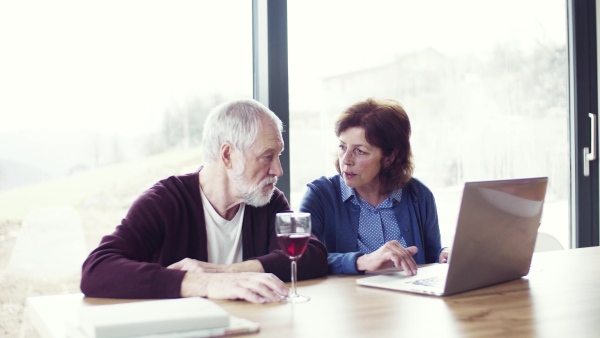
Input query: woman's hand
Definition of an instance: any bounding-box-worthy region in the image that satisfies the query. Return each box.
[355,240,419,275]
[439,247,451,263]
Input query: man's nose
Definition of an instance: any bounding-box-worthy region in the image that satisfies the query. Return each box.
[270,156,283,177]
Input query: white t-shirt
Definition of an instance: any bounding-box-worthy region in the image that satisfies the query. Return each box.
[200,187,244,265]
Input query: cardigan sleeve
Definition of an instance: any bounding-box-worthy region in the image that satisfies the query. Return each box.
[326,252,365,275]
[422,188,443,263]
[300,177,365,275]
[80,181,188,299]
[408,179,443,264]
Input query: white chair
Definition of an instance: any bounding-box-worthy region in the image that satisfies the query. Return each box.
[534,232,565,253]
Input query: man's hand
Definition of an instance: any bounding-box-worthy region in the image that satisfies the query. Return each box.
[356,240,419,275]
[179,271,289,304]
[167,258,284,303]
[167,258,265,273]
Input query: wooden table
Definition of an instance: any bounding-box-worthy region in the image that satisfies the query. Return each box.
[27,246,600,337]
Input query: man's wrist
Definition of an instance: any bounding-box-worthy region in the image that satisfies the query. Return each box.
[180,271,208,298]
[224,260,264,273]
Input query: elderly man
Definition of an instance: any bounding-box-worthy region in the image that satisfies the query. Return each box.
[81,99,328,304]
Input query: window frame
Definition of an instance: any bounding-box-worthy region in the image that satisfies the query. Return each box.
[569,0,599,247]
[252,0,291,199]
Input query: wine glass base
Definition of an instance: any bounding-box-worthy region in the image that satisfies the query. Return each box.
[282,294,310,303]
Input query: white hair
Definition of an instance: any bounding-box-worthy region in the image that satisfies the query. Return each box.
[201,98,283,162]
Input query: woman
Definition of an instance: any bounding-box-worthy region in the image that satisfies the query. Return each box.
[299,98,448,275]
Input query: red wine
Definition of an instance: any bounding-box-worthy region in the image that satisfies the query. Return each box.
[277,234,310,259]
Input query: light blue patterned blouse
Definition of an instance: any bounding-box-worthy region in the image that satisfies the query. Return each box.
[340,182,407,253]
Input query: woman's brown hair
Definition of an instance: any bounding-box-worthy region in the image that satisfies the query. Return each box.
[334,98,414,194]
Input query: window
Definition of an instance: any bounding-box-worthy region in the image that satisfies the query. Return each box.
[288,0,570,247]
[0,1,252,336]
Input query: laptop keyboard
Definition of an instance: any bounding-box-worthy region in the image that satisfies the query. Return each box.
[409,276,444,287]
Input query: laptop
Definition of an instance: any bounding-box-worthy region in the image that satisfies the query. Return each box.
[356,177,548,296]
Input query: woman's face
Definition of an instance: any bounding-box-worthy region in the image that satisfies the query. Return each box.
[338,127,385,192]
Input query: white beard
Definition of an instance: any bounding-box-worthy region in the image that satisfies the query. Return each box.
[231,161,278,207]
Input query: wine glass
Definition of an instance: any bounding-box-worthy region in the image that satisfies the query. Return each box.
[275,212,311,303]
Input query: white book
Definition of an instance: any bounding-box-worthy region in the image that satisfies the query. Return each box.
[76,297,231,338]
[67,316,260,338]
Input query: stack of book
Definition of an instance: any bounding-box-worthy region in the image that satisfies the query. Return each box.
[67,297,259,338]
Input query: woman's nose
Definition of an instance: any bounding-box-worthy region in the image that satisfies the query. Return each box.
[342,150,353,165]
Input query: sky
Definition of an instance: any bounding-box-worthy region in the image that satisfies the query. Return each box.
[0,0,252,135]
[0,0,566,135]
[287,0,566,109]
[288,0,566,74]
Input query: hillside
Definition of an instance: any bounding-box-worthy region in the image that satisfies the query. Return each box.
[0,146,203,337]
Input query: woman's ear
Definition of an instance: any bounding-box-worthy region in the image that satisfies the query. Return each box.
[384,150,398,167]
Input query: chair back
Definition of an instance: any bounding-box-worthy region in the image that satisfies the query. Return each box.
[534,232,564,252]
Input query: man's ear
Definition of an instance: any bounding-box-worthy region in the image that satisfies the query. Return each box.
[221,142,234,169]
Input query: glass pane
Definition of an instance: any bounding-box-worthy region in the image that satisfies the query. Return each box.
[0,0,252,335]
[288,0,569,249]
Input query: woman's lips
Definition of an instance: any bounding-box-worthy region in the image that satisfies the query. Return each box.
[343,172,357,179]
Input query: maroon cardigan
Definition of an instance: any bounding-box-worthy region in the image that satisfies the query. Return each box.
[80,171,328,299]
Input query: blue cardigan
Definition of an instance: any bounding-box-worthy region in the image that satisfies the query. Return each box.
[299,175,442,275]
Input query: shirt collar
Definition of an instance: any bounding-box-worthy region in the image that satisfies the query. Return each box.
[390,188,403,203]
[340,178,355,202]
[339,177,403,204]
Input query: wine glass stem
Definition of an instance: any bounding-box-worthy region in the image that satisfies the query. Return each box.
[290,259,298,296]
